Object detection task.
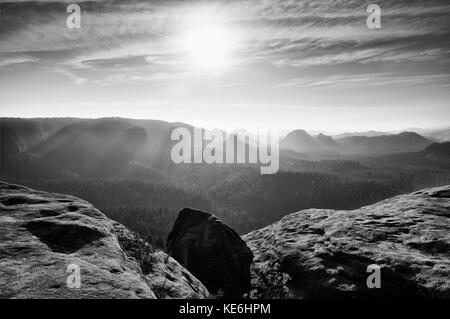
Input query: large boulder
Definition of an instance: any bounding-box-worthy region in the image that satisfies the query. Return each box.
[167,208,253,298]
[0,182,208,299]
[244,185,450,298]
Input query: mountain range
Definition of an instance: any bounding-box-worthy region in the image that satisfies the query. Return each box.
[280,129,434,155]
[2,117,449,180]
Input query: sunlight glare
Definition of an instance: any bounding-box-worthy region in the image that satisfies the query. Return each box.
[179,7,236,71]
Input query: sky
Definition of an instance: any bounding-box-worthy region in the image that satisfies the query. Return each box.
[1,0,449,133]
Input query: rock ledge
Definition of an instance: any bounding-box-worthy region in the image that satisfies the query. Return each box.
[0,182,208,299]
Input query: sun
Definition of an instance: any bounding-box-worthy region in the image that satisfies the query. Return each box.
[183,26,234,70]
[178,7,237,71]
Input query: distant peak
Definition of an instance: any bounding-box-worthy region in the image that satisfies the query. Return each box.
[287,129,309,136]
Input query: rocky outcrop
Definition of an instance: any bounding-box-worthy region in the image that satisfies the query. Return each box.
[3,181,448,299]
[167,208,253,298]
[244,185,450,298]
[0,182,208,299]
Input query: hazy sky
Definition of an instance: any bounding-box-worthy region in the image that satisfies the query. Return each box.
[1,0,449,132]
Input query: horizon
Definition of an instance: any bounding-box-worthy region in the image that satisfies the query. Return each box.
[1,115,449,137]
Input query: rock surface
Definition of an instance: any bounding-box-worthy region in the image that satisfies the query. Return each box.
[167,208,253,298]
[244,185,450,298]
[0,182,208,299]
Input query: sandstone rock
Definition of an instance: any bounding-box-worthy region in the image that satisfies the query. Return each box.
[244,185,450,298]
[0,182,208,299]
[167,208,253,298]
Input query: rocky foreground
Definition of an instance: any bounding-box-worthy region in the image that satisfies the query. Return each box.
[244,185,450,298]
[0,182,208,298]
[1,182,449,298]
[167,208,253,298]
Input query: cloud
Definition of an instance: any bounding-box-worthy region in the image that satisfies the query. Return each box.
[277,73,450,89]
[1,0,449,85]
[0,55,39,68]
[52,68,88,85]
